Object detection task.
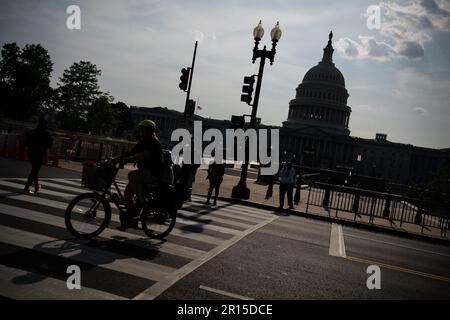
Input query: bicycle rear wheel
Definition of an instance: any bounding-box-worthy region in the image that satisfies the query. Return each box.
[65,192,111,239]
[141,208,176,239]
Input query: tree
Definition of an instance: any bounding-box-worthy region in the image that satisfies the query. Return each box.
[87,95,115,135]
[0,43,53,120]
[56,61,103,132]
[110,101,134,138]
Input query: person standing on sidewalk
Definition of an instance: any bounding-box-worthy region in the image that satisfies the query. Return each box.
[278,162,296,210]
[21,118,53,195]
[205,161,225,206]
[294,169,302,205]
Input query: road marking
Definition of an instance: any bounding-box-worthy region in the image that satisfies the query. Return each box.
[0,264,126,300]
[346,255,450,283]
[133,213,279,300]
[344,233,450,258]
[0,203,205,260]
[0,225,175,282]
[199,285,254,300]
[329,223,347,258]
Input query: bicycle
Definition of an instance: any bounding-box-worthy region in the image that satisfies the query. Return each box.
[64,156,177,240]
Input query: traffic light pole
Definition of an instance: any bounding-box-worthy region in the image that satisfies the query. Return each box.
[232,41,277,199]
[232,57,266,199]
[184,41,198,119]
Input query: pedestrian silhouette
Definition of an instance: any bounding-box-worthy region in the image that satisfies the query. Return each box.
[205,161,225,206]
[21,118,53,194]
[180,162,199,202]
[294,169,302,205]
[278,162,296,210]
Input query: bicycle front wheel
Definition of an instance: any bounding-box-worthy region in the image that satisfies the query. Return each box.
[141,208,176,239]
[65,192,111,239]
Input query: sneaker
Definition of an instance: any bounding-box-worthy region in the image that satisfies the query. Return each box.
[23,189,34,195]
[35,184,42,193]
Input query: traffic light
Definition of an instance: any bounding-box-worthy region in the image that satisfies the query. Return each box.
[179,68,190,91]
[241,75,255,105]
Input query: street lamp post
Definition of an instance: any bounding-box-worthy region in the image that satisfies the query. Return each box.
[232,21,282,199]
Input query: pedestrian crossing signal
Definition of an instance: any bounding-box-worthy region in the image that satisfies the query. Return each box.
[241,76,255,105]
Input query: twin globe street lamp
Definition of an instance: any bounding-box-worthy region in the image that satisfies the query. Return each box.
[231,20,282,199]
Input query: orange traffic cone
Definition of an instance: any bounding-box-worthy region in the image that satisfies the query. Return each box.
[52,146,60,167]
[43,148,49,165]
[1,138,8,158]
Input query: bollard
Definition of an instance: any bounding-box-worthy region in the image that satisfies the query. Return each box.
[52,146,60,167]
[1,137,9,158]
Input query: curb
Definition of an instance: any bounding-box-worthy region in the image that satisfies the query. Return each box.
[193,193,450,247]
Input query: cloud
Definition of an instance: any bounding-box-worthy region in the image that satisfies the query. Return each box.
[413,107,428,115]
[335,36,396,61]
[336,0,450,61]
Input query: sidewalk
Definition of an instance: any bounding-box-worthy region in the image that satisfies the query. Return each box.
[58,160,449,244]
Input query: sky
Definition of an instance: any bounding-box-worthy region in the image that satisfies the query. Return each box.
[1,0,449,149]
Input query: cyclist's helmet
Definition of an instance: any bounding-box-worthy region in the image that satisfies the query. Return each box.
[138,119,156,131]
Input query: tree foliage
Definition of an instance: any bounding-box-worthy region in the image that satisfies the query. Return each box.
[56,60,104,131]
[0,43,53,120]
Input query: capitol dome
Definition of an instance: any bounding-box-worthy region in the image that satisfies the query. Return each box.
[283,31,351,136]
[302,63,345,87]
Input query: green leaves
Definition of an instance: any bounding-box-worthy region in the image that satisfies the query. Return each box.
[0,43,53,121]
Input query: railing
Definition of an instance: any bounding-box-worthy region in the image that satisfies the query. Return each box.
[1,132,135,162]
[305,182,449,237]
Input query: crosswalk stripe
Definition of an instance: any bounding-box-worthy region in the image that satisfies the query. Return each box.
[4,179,274,222]
[178,209,256,229]
[192,207,268,223]
[0,180,76,200]
[0,203,205,260]
[0,225,176,282]
[175,216,241,235]
[0,264,126,300]
[213,206,275,221]
[0,189,227,245]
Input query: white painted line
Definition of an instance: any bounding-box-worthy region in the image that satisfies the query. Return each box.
[0,203,205,260]
[199,285,254,300]
[329,223,347,258]
[176,216,242,236]
[0,189,226,246]
[133,213,280,300]
[0,180,75,200]
[0,225,176,282]
[178,210,256,229]
[0,264,126,300]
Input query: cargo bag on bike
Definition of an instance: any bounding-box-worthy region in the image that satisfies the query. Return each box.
[82,161,116,191]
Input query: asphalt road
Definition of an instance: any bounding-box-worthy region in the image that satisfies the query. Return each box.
[159,214,450,299]
[1,157,449,300]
